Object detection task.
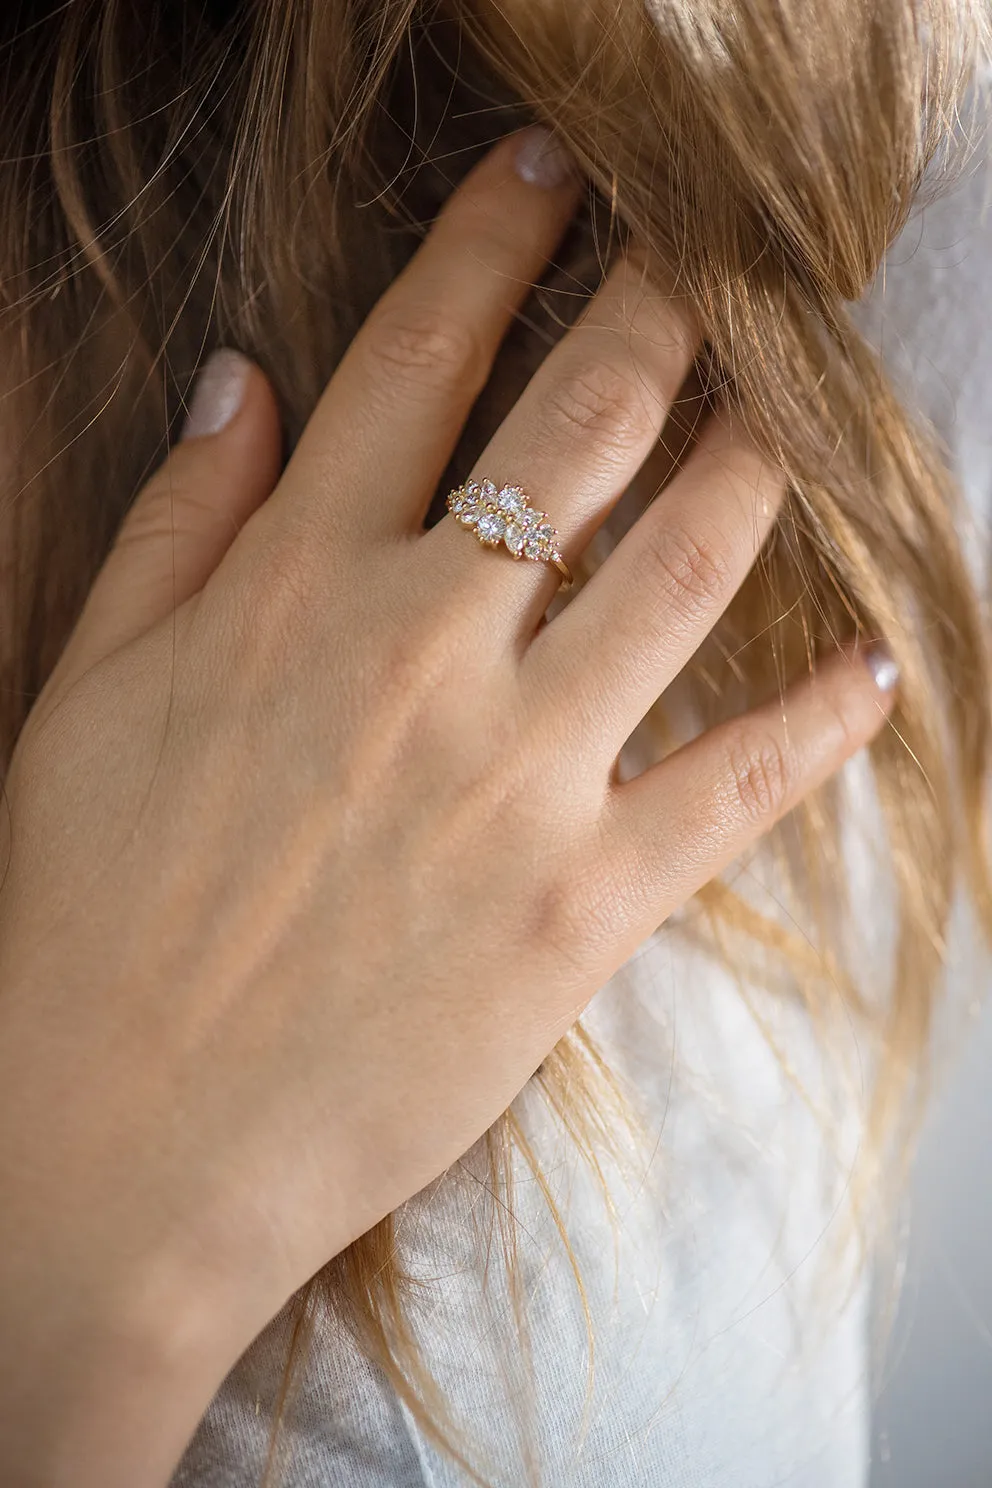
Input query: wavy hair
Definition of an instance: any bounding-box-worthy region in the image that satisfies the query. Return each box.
[0,0,990,1483]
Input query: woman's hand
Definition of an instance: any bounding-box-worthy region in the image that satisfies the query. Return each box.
[0,126,896,1488]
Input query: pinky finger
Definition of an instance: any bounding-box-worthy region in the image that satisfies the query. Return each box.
[601,642,900,936]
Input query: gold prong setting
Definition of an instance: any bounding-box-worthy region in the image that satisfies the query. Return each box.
[447,479,568,571]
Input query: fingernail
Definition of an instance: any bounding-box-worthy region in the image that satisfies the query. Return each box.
[513,125,576,189]
[864,640,900,693]
[180,349,251,440]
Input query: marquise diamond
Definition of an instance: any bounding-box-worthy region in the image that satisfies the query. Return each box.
[504,523,525,555]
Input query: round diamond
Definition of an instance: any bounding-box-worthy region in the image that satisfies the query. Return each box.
[497,485,525,516]
[450,489,475,515]
[477,511,507,543]
[504,522,525,555]
[479,479,498,504]
[520,507,544,531]
[464,480,481,498]
[524,534,547,559]
[536,523,556,545]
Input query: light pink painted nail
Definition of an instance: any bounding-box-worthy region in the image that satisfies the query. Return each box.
[180,349,251,440]
[514,125,576,189]
[864,640,900,693]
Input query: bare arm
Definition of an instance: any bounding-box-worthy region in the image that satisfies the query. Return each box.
[0,127,897,1487]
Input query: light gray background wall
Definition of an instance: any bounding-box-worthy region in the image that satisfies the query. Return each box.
[855,73,992,1488]
[871,936,992,1488]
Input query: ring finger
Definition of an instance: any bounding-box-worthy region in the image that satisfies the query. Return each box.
[423,253,700,627]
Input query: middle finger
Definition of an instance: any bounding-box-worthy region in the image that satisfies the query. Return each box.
[422,254,700,626]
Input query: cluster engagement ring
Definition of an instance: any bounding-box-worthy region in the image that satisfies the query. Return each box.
[446,479,574,587]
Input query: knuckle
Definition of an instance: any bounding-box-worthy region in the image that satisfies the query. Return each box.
[728,729,793,824]
[642,523,733,622]
[539,360,650,464]
[360,301,487,401]
[237,526,328,658]
[526,867,589,968]
[523,840,617,970]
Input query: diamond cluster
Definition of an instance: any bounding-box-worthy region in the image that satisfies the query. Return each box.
[446,479,565,566]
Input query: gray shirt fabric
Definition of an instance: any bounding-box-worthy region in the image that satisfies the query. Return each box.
[170,79,992,1488]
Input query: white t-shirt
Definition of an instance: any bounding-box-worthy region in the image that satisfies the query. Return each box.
[169,81,992,1488]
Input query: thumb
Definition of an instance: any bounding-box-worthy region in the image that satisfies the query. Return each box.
[51,348,283,695]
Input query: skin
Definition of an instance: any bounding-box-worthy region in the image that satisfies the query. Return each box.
[0,127,896,1488]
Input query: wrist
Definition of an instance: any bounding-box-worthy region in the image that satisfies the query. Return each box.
[0,1223,266,1488]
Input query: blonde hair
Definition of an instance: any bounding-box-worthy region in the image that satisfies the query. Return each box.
[1,0,990,1482]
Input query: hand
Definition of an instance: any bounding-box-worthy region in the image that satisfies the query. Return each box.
[0,126,896,1488]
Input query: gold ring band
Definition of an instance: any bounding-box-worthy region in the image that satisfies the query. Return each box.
[446,479,574,588]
